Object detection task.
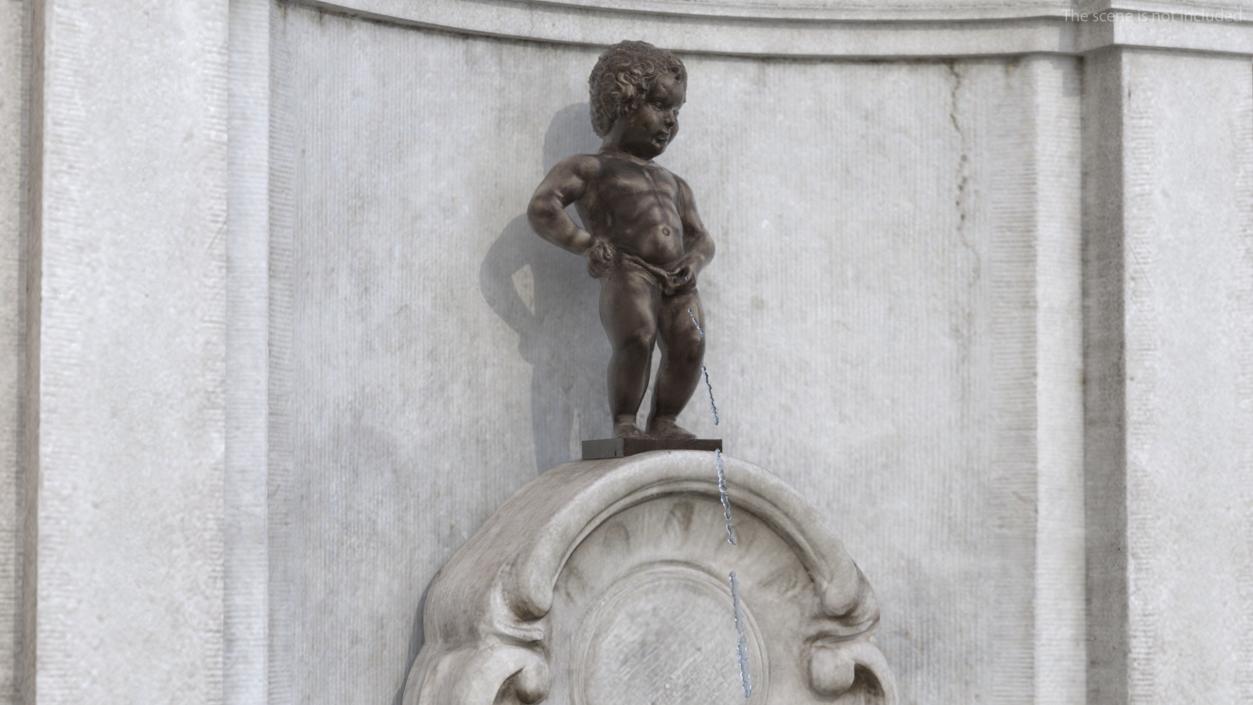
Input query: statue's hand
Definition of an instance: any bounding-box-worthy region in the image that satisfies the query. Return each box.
[586,237,616,279]
[663,260,698,295]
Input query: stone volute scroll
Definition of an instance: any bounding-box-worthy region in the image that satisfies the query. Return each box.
[400,451,898,705]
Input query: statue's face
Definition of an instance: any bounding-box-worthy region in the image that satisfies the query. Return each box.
[617,73,686,159]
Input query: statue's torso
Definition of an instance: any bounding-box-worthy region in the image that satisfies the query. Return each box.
[577,154,687,269]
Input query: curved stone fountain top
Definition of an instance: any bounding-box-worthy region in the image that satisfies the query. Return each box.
[402,450,897,705]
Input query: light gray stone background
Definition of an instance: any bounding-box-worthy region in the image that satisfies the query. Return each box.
[2,1,1251,704]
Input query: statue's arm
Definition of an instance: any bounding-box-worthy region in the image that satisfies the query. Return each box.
[527,156,599,255]
[677,177,715,273]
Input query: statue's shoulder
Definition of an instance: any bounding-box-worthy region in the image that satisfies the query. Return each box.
[658,165,689,192]
[556,152,605,178]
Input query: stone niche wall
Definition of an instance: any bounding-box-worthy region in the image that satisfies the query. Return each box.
[268,11,1083,705]
[3,1,1252,705]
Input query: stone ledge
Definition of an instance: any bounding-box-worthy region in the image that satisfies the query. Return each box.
[298,0,1253,57]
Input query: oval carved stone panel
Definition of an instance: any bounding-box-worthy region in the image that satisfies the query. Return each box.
[552,497,775,705]
[572,563,767,705]
[402,452,897,705]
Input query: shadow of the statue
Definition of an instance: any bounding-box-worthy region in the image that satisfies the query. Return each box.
[479,103,606,473]
[393,103,604,705]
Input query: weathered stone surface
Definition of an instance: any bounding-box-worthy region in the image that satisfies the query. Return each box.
[401,451,896,705]
[21,2,230,703]
[1083,48,1253,705]
[293,0,1253,55]
[268,11,1086,703]
[0,2,28,703]
[5,1,1250,703]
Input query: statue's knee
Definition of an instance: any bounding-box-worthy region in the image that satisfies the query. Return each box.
[619,328,656,353]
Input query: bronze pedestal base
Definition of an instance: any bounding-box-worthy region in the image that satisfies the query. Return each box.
[581,437,723,460]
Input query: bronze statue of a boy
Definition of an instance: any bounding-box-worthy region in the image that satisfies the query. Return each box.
[528,41,714,441]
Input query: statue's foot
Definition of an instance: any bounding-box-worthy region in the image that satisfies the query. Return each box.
[613,419,648,439]
[647,416,696,440]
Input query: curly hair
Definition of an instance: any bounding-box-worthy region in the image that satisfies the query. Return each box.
[588,41,687,138]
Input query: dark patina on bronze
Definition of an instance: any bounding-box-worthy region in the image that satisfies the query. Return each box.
[528,41,719,454]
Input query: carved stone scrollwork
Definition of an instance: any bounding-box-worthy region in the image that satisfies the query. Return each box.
[401,451,897,705]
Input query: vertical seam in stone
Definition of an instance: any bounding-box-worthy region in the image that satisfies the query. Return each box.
[0,0,28,698]
[201,5,232,704]
[226,0,272,702]
[1235,57,1253,704]
[18,0,45,702]
[1120,48,1160,705]
[1081,46,1129,705]
[1029,55,1088,705]
[266,4,297,703]
[984,55,1039,705]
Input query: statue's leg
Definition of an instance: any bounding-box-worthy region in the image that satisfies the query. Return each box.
[599,267,659,438]
[647,289,705,439]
